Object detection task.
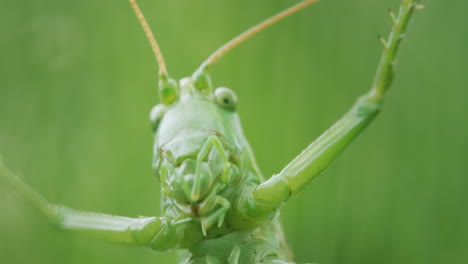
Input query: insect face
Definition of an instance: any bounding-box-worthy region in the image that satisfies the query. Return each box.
[150,77,242,224]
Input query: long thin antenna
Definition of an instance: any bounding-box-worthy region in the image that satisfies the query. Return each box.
[196,0,319,74]
[129,0,168,76]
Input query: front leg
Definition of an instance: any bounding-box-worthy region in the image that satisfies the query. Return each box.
[55,207,186,251]
[240,0,422,222]
[0,157,186,251]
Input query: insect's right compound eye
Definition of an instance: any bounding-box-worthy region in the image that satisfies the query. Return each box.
[214,87,238,111]
[149,104,166,132]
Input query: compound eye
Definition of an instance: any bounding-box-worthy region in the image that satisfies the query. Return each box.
[214,87,237,111]
[149,104,166,132]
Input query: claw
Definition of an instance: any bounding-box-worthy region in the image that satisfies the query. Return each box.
[201,220,208,236]
[191,166,202,202]
[217,213,225,228]
[389,8,397,24]
[190,187,200,203]
[379,34,388,48]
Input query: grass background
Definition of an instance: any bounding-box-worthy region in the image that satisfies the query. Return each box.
[0,0,467,263]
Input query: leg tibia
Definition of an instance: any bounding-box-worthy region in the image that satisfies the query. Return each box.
[0,157,58,221]
[0,157,184,251]
[244,95,379,220]
[240,0,421,224]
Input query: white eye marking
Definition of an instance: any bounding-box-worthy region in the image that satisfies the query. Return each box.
[214,87,238,111]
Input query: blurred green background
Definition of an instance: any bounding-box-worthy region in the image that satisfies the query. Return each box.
[0,0,466,263]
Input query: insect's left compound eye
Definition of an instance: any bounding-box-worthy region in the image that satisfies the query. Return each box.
[214,87,237,111]
[149,104,166,132]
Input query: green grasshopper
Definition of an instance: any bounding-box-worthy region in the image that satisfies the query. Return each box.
[0,0,422,263]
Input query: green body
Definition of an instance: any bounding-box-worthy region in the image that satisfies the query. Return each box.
[150,78,293,262]
[0,1,422,263]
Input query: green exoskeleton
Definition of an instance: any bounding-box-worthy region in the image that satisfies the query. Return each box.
[0,0,422,263]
